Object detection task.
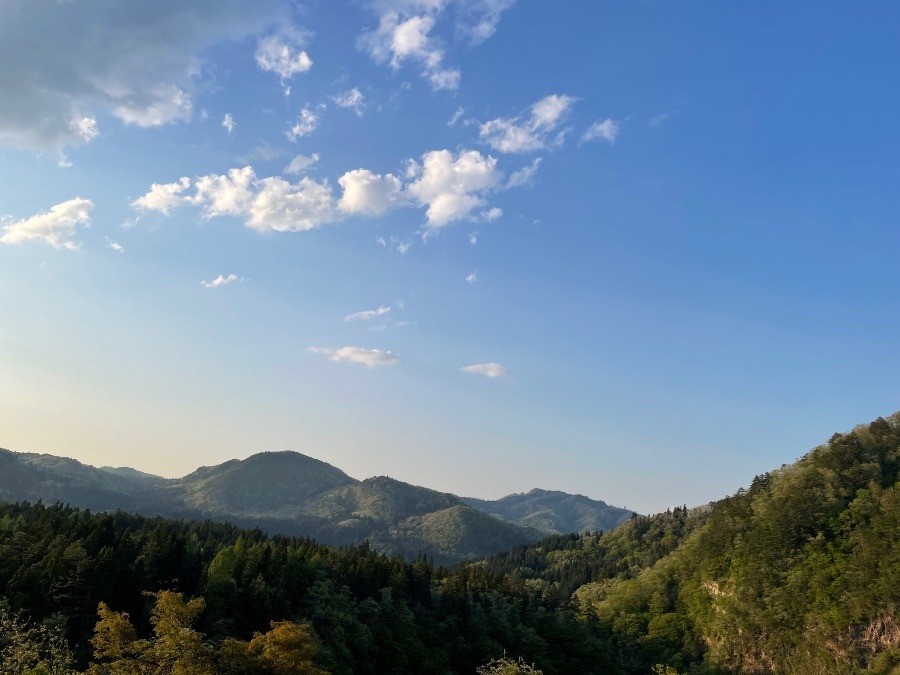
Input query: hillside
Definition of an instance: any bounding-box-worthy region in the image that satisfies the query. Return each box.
[169,450,358,518]
[0,448,561,563]
[2,413,900,673]
[475,414,900,673]
[462,488,633,534]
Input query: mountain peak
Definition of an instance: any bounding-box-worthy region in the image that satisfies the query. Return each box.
[175,450,357,516]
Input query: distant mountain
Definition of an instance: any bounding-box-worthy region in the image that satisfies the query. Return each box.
[462,488,633,534]
[170,451,358,518]
[0,447,161,511]
[0,446,626,563]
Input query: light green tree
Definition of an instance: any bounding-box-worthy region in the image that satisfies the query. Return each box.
[0,601,75,675]
[476,655,543,674]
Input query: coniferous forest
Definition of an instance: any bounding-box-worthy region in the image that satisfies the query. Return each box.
[2,413,900,673]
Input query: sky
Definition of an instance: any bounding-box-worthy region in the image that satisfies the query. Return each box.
[1,1,899,514]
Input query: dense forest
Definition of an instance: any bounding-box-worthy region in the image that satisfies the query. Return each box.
[2,413,899,673]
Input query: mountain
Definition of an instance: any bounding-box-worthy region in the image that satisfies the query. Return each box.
[462,488,633,534]
[169,450,358,518]
[0,447,162,511]
[0,446,603,563]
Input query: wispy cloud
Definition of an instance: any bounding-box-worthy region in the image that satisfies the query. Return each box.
[358,13,460,91]
[479,207,502,222]
[286,106,319,141]
[461,362,506,378]
[649,112,671,128]
[332,88,366,116]
[505,157,542,189]
[358,1,516,90]
[307,346,399,367]
[284,153,320,175]
[1,198,92,250]
[222,113,236,134]
[255,34,313,81]
[106,236,124,253]
[345,305,391,321]
[466,271,478,284]
[581,118,619,144]
[201,273,240,288]
[480,94,576,153]
[469,231,478,245]
[448,106,466,126]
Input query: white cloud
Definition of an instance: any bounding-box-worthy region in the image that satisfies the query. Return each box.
[581,118,619,144]
[134,166,338,233]
[192,166,256,219]
[284,153,320,174]
[255,34,313,80]
[337,169,405,215]
[395,239,412,254]
[245,176,337,232]
[448,106,466,126]
[479,94,577,153]
[286,106,319,141]
[201,273,239,288]
[70,116,99,143]
[132,177,192,215]
[505,157,541,189]
[135,146,504,234]
[307,346,399,367]
[1,198,93,249]
[358,1,515,89]
[345,305,391,321]
[456,0,517,45]
[359,11,460,91]
[405,149,501,228]
[0,0,291,160]
[222,113,236,134]
[461,362,506,378]
[332,88,367,116]
[468,231,478,245]
[479,207,502,222]
[113,84,193,128]
[105,236,124,253]
[465,271,477,283]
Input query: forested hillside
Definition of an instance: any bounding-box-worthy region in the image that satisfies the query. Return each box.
[2,413,899,673]
[0,449,550,564]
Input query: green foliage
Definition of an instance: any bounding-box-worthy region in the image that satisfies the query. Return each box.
[0,600,75,674]
[578,414,900,673]
[4,412,900,673]
[477,655,544,674]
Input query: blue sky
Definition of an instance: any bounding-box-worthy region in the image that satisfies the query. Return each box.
[1,0,899,513]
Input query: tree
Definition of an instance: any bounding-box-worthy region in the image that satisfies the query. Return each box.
[476,655,543,675]
[218,621,327,675]
[89,591,214,674]
[0,600,75,675]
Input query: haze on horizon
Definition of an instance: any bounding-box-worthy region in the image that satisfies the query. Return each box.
[1,0,899,514]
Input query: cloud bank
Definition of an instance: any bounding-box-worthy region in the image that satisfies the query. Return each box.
[0,0,291,161]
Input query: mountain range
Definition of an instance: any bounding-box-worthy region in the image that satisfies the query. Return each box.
[0,447,633,563]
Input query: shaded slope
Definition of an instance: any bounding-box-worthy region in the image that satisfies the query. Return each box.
[0,447,160,511]
[169,450,357,518]
[463,488,634,534]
